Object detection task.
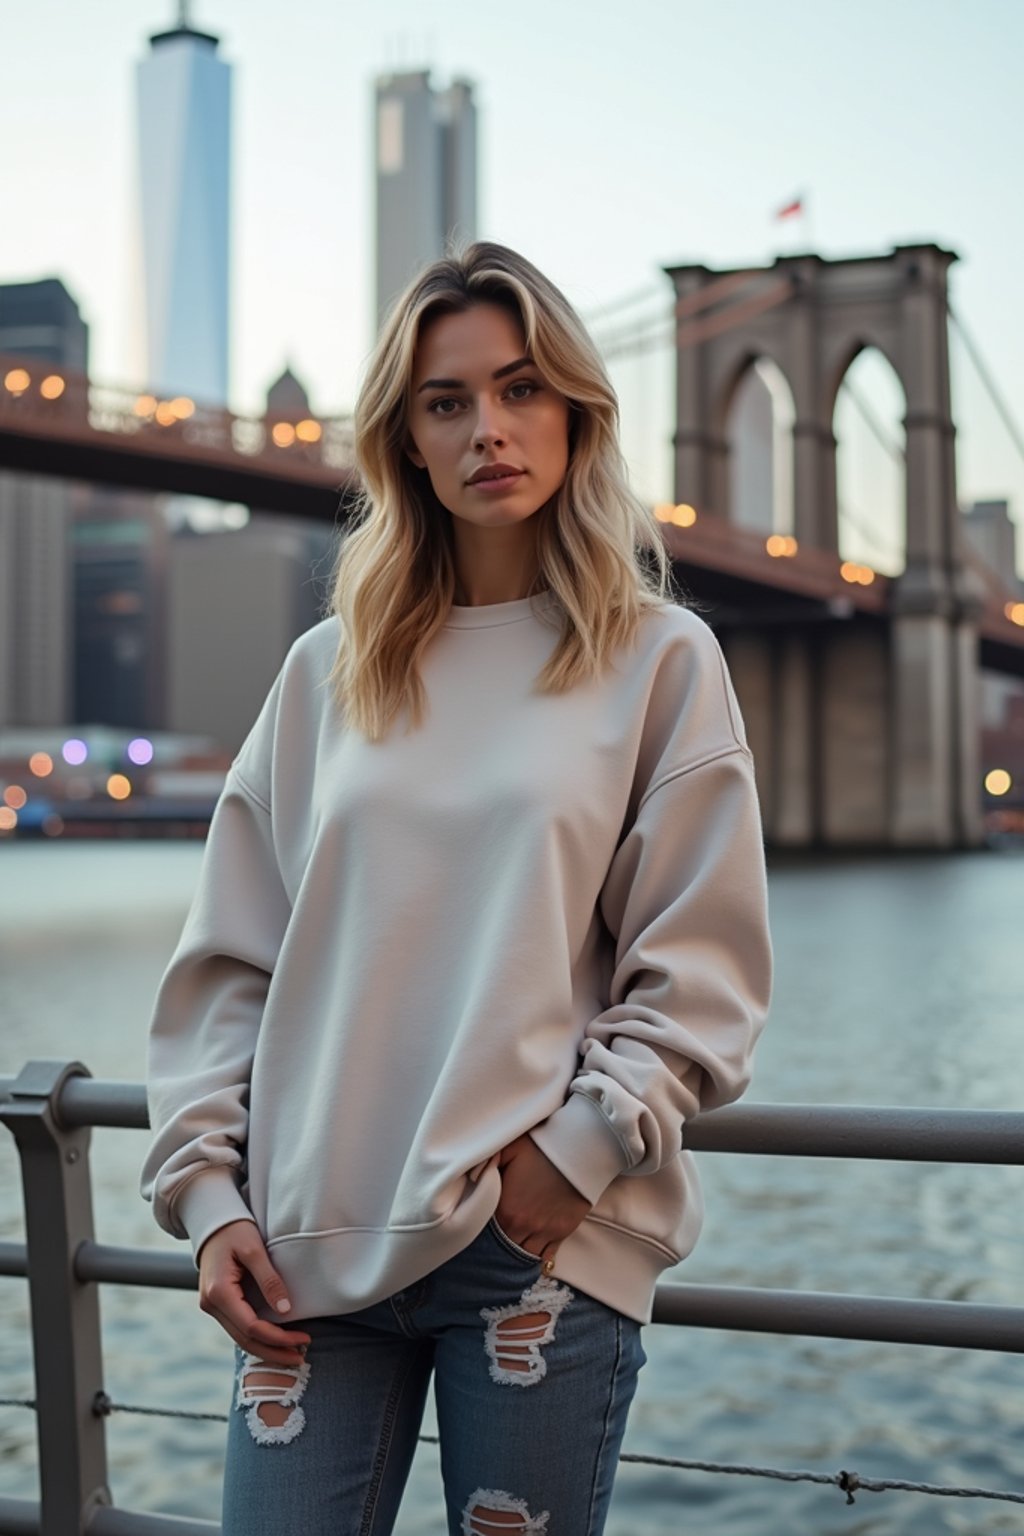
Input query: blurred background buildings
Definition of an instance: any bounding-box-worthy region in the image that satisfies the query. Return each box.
[1,1,1022,843]
[374,68,477,326]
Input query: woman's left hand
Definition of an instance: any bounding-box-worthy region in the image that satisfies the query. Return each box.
[494,1133,592,1267]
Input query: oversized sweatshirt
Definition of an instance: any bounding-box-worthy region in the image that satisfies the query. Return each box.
[140,589,773,1326]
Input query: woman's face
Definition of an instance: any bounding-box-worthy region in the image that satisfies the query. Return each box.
[405,302,571,530]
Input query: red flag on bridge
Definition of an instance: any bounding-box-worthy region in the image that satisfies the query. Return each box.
[774,196,804,220]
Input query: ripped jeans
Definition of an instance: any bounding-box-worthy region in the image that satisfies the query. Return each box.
[221,1215,647,1536]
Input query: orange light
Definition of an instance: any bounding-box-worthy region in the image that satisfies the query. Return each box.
[672,503,697,527]
[29,752,53,776]
[1005,602,1024,627]
[295,418,322,443]
[272,422,296,447]
[169,396,195,419]
[984,768,1012,797]
[0,806,17,831]
[840,561,876,585]
[134,395,158,416]
[766,534,799,556]
[40,375,65,400]
[4,368,30,394]
[154,401,178,426]
[3,785,27,810]
[106,774,132,801]
[653,503,674,522]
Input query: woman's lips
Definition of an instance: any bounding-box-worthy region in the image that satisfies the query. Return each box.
[468,471,525,493]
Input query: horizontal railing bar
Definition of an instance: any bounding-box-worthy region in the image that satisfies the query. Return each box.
[64,1079,151,1131]
[2,1073,1023,1163]
[0,1495,220,1535]
[75,1243,198,1291]
[0,1242,27,1278]
[683,1103,1024,1162]
[654,1281,1024,1352]
[6,1239,1022,1355]
[89,1506,220,1534]
[0,1496,40,1535]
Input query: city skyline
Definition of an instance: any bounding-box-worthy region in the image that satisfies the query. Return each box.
[2,0,1023,566]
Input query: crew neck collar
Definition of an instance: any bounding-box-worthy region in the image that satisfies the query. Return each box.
[443,590,560,629]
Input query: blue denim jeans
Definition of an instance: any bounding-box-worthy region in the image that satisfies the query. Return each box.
[221,1215,648,1535]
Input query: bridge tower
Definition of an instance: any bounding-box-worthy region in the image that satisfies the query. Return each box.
[664,244,984,849]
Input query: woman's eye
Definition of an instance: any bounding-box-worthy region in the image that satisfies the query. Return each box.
[507,381,539,399]
[426,381,539,416]
[427,397,459,415]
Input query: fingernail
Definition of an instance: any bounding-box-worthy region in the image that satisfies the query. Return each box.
[276,1299,291,1313]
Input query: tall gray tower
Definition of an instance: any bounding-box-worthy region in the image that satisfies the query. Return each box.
[374,70,477,328]
[135,1,231,404]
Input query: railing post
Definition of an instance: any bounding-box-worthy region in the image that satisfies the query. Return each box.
[0,1060,111,1534]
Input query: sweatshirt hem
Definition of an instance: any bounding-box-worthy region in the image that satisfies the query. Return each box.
[252,1197,685,1329]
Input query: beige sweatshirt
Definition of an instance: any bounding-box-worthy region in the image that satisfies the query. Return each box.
[140,589,772,1325]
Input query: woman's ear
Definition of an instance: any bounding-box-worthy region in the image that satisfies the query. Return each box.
[405,438,427,470]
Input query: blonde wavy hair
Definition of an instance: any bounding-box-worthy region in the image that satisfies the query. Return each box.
[325,239,683,740]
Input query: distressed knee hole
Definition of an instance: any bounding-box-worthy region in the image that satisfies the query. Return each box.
[235,1353,311,1445]
[462,1487,550,1534]
[480,1276,573,1387]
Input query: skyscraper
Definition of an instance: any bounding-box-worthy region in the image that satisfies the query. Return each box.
[0,278,89,728]
[135,1,231,404]
[374,70,477,328]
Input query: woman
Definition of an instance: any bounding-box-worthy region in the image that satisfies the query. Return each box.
[140,240,773,1535]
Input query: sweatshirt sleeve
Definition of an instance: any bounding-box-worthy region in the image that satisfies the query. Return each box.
[139,674,293,1264]
[528,620,773,1207]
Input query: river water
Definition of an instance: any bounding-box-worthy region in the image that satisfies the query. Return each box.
[1,841,1022,1533]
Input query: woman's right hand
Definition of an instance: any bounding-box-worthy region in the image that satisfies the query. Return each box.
[197,1219,311,1367]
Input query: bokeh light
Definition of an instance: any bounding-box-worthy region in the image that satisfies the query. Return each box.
[62,738,88,765]
[127,738,154,765]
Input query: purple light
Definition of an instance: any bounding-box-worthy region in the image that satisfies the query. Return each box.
[127,737,154,765]
[62,738,88,766]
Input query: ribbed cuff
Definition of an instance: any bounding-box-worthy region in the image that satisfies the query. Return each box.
[528,1091,631,1206]
[174,1167,258,1267]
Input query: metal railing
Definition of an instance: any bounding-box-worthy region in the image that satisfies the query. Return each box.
[1,1060,1022,1534]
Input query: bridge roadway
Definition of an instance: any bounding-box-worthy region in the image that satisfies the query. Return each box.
[3,351,1021,681]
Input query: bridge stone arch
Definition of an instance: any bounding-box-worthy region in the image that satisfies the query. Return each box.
[668,244,962,572]
[665,243,983,848]
[719,352,797,535]
[832,343,907,577]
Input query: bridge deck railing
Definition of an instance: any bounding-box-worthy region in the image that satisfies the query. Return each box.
[1,1059,1022,1535]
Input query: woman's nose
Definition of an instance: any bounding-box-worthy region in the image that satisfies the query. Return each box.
[471,397,506,447]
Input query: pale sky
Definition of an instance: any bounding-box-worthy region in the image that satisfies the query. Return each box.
[3,0,1023,574]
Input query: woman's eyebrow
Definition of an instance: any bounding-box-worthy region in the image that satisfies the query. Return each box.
[416,356,536,393]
